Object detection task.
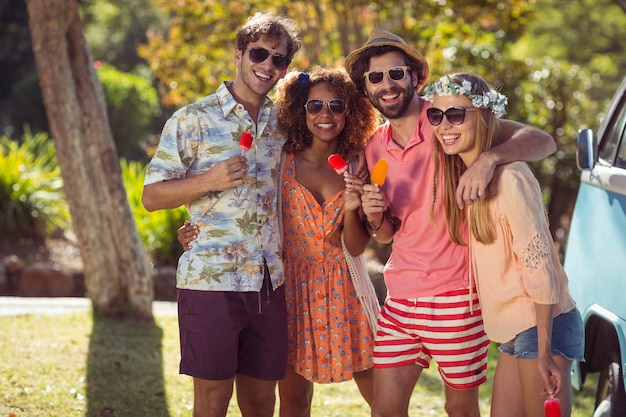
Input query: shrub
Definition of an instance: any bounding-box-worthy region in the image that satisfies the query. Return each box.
[97,63,161,161]
[0,128,70,239]
[120,158,188,266]
[0,129,186,265]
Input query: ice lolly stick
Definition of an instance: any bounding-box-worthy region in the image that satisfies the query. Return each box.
[327,153,348,175]
[544,397,560,417]
[239,132,253,155]
[370,158,388,186]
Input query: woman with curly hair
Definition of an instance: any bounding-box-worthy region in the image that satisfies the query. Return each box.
[273,67,379,416]
[179,67,380,416]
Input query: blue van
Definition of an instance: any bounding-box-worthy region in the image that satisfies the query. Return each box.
[564,76,626,417]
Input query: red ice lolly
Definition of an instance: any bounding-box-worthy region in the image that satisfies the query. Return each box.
[239,132,253,154]
[327,153,348,175]
[370,158,388,186]
[544,397,561,417]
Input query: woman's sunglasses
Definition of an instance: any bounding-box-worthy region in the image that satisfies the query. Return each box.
[246,47,290,71]
[426,106,477,126]
[304,99,346,116]
[363,66,411,84]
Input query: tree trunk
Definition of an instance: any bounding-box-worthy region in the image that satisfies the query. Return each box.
[24,0,153,320]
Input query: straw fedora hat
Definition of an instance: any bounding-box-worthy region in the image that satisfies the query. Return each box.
[344,28,429,86]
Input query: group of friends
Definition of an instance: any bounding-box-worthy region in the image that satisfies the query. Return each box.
[141,11,584,417]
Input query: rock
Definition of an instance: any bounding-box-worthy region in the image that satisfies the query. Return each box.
[2,254,26,294]
[18,263,74,297]
[0,263,7,294]
[153,266,177,301]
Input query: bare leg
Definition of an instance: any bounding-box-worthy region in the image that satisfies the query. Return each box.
[192,377,234,417]
[443,385,480,417]
[235,373,278,417]
[371,365,423,417]
[278,365,314,417]
[491,353,524,417]
[353,367,375,406]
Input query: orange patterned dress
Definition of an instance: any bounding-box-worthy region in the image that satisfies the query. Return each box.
[281,153,374,383]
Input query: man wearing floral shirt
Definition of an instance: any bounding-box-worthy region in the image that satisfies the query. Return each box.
[142,12,300,417]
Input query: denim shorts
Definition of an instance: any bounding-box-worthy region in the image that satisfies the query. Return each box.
[498,307,584,361]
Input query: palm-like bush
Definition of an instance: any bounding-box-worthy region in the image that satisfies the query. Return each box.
[0,130,187,265]
[120,158,188,266]
[0,129,70,239]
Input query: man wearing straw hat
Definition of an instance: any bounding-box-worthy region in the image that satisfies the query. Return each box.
[345,28,556,417]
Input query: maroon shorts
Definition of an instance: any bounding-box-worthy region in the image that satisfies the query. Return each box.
[177,278,287,381]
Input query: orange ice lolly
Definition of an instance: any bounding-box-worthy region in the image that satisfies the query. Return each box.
[327,153,348,175]
[544,397,560,417]
[370,158,388,186]
[239,132,253,154]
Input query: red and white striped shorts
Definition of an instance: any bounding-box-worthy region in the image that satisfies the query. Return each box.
[374,287,489,389]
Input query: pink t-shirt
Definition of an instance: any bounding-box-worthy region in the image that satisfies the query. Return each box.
[365,100,469,298]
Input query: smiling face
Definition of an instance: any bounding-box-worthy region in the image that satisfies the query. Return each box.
[233,36,288,101]
[305,82,346,146]
[363,50,417,120]
[431,94,481,166]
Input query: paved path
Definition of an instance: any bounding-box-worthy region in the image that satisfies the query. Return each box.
[0,296,177,316]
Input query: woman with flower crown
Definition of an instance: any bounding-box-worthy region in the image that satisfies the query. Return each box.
[425,72,584,417]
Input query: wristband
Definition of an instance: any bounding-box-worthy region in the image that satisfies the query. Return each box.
[368,217,384,238]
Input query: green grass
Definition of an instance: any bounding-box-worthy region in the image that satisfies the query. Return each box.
[0,308,597,416]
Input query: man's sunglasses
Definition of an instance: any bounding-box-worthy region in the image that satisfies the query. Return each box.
[363,66,411,84]
[246,47,290,71]
[426,106,478,126]
[304,99,346,115]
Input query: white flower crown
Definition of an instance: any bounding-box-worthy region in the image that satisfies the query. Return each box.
[422,76,508,118]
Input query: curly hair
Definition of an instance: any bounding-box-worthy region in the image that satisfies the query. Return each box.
[347,45,429,94]
[235,12,301,60]
[274,67,379,162]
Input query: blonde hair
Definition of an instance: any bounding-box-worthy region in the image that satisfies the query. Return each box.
[432,73,498,245]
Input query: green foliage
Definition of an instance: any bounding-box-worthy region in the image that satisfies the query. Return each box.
[138,0,258,108]
[97,63,161,161]
[513,0,626,100]
[140,0,537,108]
[0,129,186,265]
[8,71,48,134]
[120,158,187,266]
[0,129,70,239]
[80,0,166,72]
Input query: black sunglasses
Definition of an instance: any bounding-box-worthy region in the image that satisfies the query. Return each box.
[246,47,290,71]
[304,99,346,115]
[363,66,411,84]
[426,106,478,126]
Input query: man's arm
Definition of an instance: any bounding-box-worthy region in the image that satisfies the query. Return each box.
[456,120,556,209]
[142,155,247,212]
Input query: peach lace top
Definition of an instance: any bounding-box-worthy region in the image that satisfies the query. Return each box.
[470,162,575,343]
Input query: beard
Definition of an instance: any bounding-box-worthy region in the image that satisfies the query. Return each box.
[366,84,415,120]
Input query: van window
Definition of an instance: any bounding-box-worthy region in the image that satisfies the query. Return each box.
[617,123,626,169]
[599,92,626,165]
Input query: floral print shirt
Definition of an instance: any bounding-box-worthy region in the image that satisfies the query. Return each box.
[144,82,286,292]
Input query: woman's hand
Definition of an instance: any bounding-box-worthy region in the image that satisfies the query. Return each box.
[538,354,564,398]
[177,220,199,251]
[343,173,365,212]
